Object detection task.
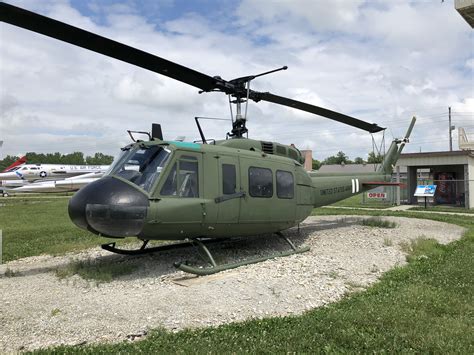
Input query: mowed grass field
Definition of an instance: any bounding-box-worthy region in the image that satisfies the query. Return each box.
[1,196,473,353]
[0,197,129,262]
[329,193,393,209]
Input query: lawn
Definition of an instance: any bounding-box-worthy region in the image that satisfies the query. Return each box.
[410,205,474,214]
[0,197,132,262]
[27,207,473,354]
[329,193,393,209]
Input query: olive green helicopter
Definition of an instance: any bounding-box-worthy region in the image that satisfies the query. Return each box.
[1,2,416,275]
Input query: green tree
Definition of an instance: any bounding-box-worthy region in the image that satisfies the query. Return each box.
[354,157,364,164]
[323,151,351,165]
[62,152,85,164]
[0,155,19,171]
[86,152,114,165]
[367,152,383,164]
[312,159,321,170]
[23,152,113,165]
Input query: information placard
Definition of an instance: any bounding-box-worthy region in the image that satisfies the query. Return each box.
[414,185,437,197]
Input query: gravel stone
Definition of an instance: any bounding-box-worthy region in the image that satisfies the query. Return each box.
[0,215,465,352]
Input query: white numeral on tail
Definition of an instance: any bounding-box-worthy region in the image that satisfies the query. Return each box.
[351,179,360,193]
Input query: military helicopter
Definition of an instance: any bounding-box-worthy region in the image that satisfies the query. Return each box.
[1,3,415,275]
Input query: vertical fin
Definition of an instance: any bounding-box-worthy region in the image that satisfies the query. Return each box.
[378,116,416,174]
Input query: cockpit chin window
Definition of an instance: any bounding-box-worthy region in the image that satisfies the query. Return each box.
[106,146,170,192]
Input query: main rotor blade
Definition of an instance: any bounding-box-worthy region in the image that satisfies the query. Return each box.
[0,2,219,91]
[251,91,385,133]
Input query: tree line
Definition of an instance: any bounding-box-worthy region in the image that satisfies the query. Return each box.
[0,152,114,171]
[0,150,383,172]
[312,151,383,170]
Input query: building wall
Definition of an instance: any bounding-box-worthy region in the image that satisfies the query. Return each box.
[300,150,313,171]
[396,152,474,209]
[468,156,474,208]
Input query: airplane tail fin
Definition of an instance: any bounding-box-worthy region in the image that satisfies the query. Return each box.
[2,155,27,172]
[378,116,416,175]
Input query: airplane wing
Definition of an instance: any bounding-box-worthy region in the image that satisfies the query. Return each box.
[12,175,102,193]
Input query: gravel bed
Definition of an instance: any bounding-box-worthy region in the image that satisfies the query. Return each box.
[0,215,465,352]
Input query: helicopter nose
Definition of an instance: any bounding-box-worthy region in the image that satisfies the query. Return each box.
[68,176,149,237]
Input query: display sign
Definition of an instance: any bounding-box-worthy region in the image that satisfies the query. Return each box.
[367,192,387,199]
[414,185,437,197]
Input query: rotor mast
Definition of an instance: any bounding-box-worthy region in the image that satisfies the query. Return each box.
[228,66,288,138]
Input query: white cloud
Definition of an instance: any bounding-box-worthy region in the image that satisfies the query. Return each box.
[236,0,364,32]
[0,0,472,161]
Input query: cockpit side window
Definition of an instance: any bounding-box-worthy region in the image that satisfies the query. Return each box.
[160,155,199,198]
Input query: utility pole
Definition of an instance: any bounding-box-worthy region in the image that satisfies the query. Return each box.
[448,107,455,151]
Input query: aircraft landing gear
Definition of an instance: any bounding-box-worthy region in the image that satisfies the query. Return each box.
[102,233,310,276]
[101,238,223,256]
[174,233,310,276]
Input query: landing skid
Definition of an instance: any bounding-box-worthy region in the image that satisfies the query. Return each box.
[175,233,310,276]
[101,233,309,276]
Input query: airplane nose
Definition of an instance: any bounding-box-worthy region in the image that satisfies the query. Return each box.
[68,176,149,237]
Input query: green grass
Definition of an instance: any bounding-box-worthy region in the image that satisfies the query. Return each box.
[56,258,139,283]
[360,217,397,228]
[50,308,61,317]
[400,236,445,263]
[35,208,474,354]
[0,197,133,262]
[330,193,393,209]
[410,205,474,214]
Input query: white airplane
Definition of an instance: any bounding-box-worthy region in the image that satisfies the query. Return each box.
[0,163,109,181]
[0,163,109,195]
[11,171,104,193]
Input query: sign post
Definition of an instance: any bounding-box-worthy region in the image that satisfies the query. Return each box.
[414,185,437,209]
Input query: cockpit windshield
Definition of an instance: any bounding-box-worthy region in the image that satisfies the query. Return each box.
[107,145,171,192]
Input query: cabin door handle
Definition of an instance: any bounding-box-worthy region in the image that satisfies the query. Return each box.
[214,191,246,203]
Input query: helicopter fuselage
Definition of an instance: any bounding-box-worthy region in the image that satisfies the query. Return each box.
[68,138,392,241]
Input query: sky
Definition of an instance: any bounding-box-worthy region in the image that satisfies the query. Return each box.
[0,0,473,161]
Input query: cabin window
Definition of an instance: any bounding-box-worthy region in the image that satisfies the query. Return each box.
[276,170,294,199]
[222,164,236,195]
[248,167,273,198]
[160,163,177,196]
[160,156,199,197]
